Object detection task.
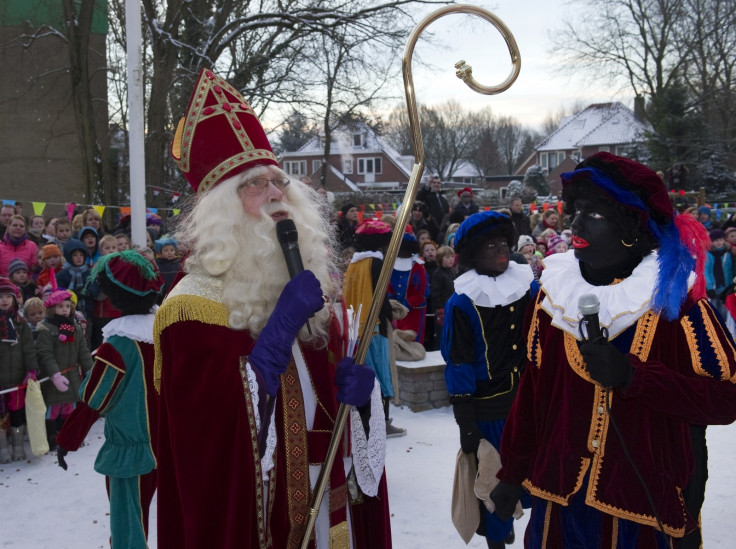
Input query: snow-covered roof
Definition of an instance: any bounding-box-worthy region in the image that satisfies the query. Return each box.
[537,102,650,151]
[280,122,412,178]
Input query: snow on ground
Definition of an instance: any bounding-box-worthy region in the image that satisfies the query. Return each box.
[1,403,734,547]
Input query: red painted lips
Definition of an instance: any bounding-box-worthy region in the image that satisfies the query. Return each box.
[572,236,589,248]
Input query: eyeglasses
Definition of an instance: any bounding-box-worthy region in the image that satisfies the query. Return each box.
[239,177,291,195]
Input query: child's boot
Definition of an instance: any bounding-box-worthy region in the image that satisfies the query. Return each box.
[10,425,26,461]
[0,429,11,463]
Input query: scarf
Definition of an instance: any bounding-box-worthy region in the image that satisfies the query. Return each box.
[47,314,75,342]
[711,247,727,288]
[3,233,27,247]
[0,309,18,344]
[62,263,89,292]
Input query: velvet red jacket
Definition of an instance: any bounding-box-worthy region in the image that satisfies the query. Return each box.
[498,292,736,537]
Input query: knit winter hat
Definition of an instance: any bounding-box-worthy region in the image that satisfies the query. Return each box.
[457,187,473,198]
[546,234,566,253]
[0,276,20,300]
[341,203,357,217]
[516,235,535,251]
[8,258,28,277]
[709,229,726,241]
[41,244,62,260]
[78,226,99,242]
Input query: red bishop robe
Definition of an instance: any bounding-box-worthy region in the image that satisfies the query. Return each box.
[153,273,391,549]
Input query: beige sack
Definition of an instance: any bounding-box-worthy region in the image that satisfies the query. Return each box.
[474,439,523,519]
[25,378,49,456]
[393,329,426,361]
[451,449,480,544]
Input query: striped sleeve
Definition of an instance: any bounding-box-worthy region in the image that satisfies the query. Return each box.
[79,342,126,413]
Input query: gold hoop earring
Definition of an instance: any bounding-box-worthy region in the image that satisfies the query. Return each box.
[621,238,636,248]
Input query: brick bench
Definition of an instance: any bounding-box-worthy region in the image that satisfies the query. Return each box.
[396,350,448,412]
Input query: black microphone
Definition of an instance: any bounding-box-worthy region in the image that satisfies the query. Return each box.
[276,219,304,278]
[578,294,606,343]
[276,219,311,334]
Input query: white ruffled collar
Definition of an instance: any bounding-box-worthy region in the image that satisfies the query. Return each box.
[350,251,384,263]
[453,261,534,307]
[101,308,158,344]
[539,251,691,339]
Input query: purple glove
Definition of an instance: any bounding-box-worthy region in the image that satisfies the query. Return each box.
[51,372,70,392]
[250,270,325,396]
[335,358,375,407]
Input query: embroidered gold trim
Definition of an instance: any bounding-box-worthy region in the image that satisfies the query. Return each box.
[610,517,618,549]
[328,520,350,549]
[153,294,230,392]
[239,358,272,549]
[282,359,310,549]
[563,332,592,382]
[84,357,122,411]
[630,311,658,362]
[698,301,734,380]
[680,314,703,376]
[527,295,543,368]
[522,458,590,506]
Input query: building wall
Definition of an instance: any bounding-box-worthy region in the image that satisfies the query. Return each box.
[0,14,108,210]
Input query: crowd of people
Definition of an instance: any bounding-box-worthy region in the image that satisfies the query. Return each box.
[2,67,736,549]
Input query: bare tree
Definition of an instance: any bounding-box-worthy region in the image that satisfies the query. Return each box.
[105,0,443,195]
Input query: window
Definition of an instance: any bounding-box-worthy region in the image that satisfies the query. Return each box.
[549,152,558,170]
[598,146,610,152]
[312,160,322,173]
[284,160,306,176]
[353,134,362,147]
[540,154,548,169]
[343,159,353,174]
[615,146,629,156]
[357,157,382,175]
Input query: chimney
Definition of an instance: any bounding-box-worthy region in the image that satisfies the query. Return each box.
[634,95,646,122]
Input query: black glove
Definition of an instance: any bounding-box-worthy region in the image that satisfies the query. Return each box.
[57,446,69,471]
[489,481,522,521]
[707,289,717,299]
[580,340,633,388]
[452,400,482,454]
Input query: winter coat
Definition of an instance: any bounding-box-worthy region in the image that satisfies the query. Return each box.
[0,319,38,386]
[36,319,93,405]
[0,238,38,277]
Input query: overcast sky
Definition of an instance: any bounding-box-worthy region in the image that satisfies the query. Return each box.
[394,0,633,131]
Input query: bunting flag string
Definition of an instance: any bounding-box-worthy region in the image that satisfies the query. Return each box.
[1,198,185,217]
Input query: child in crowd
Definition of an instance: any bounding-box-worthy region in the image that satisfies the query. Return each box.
[155,235,181,300]
[78,226,101,266]
[57,250,163,548]
[705,228,733,319]
[22,297,45,340]
[36,277,93,451]
[98,234,118,256]
[0,277,38,462]
[57,239,93,324]
[49,217,73,251]
[28,215,46,244]
[535,237,548,257]
[431,246,457,329]
[36,244,64,288]
[545,234,568,257]
[517,235,543,281]
[88,235,122,349]
[8,258,37,303]
[420,240,439,350]
[115,232,131,252]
